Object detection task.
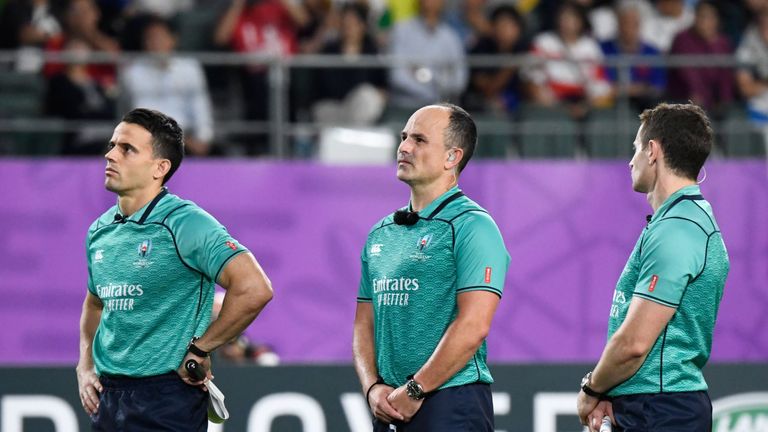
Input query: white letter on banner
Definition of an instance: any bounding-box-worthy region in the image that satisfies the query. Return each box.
[248,392,326,432]
[340,392,372,432]
[533,392,579,432]
[492,392,511,432]
[1,395,79,432]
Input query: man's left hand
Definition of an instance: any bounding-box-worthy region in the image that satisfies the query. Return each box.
[577,390,600,427]
[177,352,212,390]
[386,384,424,422]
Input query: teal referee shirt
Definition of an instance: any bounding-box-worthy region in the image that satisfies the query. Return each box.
[607,185,729,396]
[358,186,510,389]
[86,188,247,377]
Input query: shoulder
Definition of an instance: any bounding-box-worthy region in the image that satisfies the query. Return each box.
[155,194,223,232]
[440,195,496,227]
[656,199,718,235]
[88,205,119,237]
[367,213,396,237]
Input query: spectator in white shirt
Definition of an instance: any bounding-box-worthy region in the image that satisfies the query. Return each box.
[388,0,468,110]
[122,17,214,156]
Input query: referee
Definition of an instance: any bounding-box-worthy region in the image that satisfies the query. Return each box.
[353,103,510,431]
[76,108,273,431]
[577,103,730,431]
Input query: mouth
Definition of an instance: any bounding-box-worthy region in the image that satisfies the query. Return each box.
[397,160,413,166]
[105,167,118,176]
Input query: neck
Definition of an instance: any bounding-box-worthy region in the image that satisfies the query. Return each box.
[647,174,696,211]
[117,185,163,217]
[422,14,440,29]
[409,175,457,211]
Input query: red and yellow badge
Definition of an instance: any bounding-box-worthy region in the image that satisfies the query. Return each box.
[648,275,659,292]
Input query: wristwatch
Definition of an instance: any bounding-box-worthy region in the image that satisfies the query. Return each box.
[580,371,605,399]
[187,337,210,358]
[405,377,425,400]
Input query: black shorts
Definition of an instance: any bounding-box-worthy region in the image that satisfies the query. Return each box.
[92,372,208,432]
[611,391,712,432]
[373,383,494,432]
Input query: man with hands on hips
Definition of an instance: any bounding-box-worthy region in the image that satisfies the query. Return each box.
[77,108,273,431]
[353,103,510,431]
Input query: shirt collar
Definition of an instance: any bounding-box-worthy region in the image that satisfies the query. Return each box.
[411,185,461,218]
[649,184,701,223]
[115,187,169,224]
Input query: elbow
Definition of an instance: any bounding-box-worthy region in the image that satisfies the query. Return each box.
[463,318,492,349]
[244,279,273,314]
[613,333,651,361]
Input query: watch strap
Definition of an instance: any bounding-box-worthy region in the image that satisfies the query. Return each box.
[188,337,210,357]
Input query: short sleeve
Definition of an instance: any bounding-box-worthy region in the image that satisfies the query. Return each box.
[357,244,372,303]
[454,211,510,297]
[86,220,99,296]
[166,205,248,283]
[634,219,707,308]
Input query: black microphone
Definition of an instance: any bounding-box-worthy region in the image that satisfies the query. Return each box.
[646,214,652,224]
[185,359,205,381]
[394,210,419,226]
[114,213,126,223]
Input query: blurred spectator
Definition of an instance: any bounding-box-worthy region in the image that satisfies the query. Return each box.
[0,0,61,50]
[641,0,694,52]
[710,0,768,46]
[122,17,213,155]
[667,1,733,112]
[0,0,62,71]
[44,0,120,88]
[735,8,768,150]
[214,0,308,153]
[45,37,116,154]
[388,0,467,111]
[444,0,491,49]
[311,3,387,125]
[526,1,612,119]
[211,292,280,366]
[601,0,665,111]
[465,5,528,115]
[296,0,338,54]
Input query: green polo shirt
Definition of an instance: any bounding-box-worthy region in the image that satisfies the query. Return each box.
[358,186,510,389]
[607,185,729,396]
[86,189,247,377]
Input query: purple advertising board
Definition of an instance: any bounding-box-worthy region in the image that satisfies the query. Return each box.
[0,160,766,364]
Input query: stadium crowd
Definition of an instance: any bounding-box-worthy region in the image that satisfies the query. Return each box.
[0,0,767,157]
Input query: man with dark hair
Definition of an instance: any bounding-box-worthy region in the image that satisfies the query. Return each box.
[353,103,509,431]
[577,103,729,431]
[76,108,273,431]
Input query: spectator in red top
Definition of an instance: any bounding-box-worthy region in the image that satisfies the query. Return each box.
[44,0,120,89]
[666,1,734,113]
[215,0,309,153]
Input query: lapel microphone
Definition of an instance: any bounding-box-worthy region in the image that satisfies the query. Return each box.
[114,213,126,223]
[394,210,419,226]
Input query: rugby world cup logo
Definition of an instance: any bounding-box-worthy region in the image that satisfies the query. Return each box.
[417,234,433,251]
[138,239,152,258]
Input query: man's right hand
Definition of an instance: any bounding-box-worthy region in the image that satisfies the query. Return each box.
[367,384,405,424]
[76,366,103,415]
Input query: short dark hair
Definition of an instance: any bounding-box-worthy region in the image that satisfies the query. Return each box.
[437,103,477,173]
[490,4,524,29]
[638,103,713,180]
[121,108,184,184]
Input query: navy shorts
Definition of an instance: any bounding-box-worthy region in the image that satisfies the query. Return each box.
[373,383,494,432]
[92,372,208,432]
[611,391,712,432]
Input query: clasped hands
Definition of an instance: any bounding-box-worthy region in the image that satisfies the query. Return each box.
[367,383,424,424]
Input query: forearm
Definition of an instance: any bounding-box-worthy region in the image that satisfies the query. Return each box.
[413,316,487,392]
[197,282,272,351]
[214,0,245,46]
[352,310,379,393]
[589,332,648,393]
[77,295,102,371]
